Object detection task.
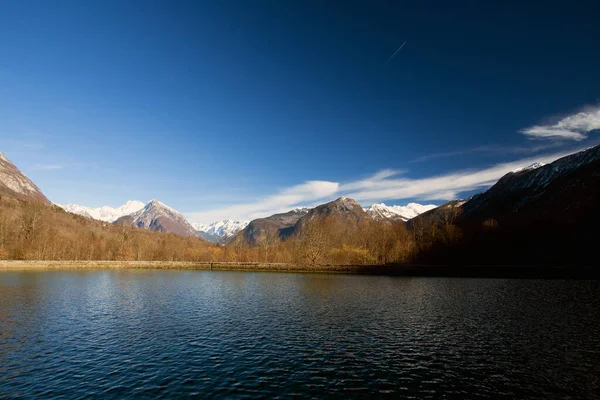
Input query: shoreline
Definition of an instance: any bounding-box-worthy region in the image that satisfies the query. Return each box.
[0,260,598,279]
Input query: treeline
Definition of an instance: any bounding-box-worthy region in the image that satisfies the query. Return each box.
[0,196,465,264]
[0,197,221,261]
[230,217,418,264]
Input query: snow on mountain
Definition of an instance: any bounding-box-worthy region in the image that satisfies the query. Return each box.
[58,200,145,222]
[512,162,546,173]
[291,207,311,214]
[193,220,249,242]
[492,145,600,195]
[366,202,437,221]
[121,199,199,237]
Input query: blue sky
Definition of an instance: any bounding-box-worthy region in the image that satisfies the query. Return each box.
[1,0,599,223]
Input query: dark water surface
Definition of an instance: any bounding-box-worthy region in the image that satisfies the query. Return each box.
[1,270,599,399]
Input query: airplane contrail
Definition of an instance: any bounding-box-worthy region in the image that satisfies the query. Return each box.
[385,41,407,65]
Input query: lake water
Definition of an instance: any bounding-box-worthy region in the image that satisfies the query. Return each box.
[1,270,599,399]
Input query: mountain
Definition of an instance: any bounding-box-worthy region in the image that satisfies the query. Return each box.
[461,145,600,222]
[114,200,199,237]
[0,152,50,204]
[290,196,370,237]
[235,207,310,245]
[413,145,600,266]
[58,200,145,222]
[237,197,374,246]
[407,199,466,227]
[193,219,249,242]
[366,202,437,221]
[295,196,366,226]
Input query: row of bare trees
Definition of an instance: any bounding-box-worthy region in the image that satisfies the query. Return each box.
[230,214,456,265]
[0,196,464,264]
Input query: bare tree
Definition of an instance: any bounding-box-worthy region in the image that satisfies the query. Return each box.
[256,228,280,262]
[299,219,327,265]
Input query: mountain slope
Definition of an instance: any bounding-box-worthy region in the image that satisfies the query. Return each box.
[366,202,437,221]
[58,200,145,222]
[295,197,366,226]
[0,152,50,204]
[461,145,600,222]
[413,145,600,266]
[237,197,427,246]
[115,200,199,237]
[193,220,249,242]
[235,208,309,245]
[288,196,370,238]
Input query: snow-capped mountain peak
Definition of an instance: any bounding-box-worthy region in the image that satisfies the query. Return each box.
[123,200,199,237]
[193,219,249,242]
[366,202,437,221]
[58,200,145,222]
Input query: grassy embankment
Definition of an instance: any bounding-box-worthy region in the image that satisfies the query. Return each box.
[0,260,598,279]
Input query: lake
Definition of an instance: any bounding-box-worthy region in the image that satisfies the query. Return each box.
[1,270,599,398]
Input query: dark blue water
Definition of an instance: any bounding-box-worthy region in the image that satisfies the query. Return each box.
[1,270,599,399]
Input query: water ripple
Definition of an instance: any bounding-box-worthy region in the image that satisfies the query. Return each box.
[0,271,599,399]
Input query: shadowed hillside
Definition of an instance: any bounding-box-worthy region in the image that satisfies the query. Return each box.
[411,145,600,266]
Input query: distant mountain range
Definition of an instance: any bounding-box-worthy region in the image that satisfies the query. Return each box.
[366,202,437,221]
[234,199,440,245]
[57,198,250,241]
[58,197,441,243]
[58,200,145,222]
[193,220,249,242]
[1,145,599,265]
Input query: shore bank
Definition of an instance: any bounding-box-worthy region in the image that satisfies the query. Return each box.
[0,260,598,279]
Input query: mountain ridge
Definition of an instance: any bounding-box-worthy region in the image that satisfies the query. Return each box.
[366,202,437,221]
[115,200,200,238]
[58,200,145,222]
[0,152,50,204]
[193,219,249,242]
[411,145,600,266]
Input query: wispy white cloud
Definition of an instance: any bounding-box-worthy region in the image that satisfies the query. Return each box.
[28,161,99,171]
[0,139,45,152]
[340,169,404,191]
[31,164,63,170]
[409,146,497,163]
[22,142,46,151]
[185,180,339,223]
[342,151,572,202]
[186,148,582,224]
[520,105,600,141]
[409,142,564,163]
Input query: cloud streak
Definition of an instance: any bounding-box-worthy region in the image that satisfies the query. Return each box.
[520,105,600,141]
[31,164,63,170]
[186,148,582,224]
[185,180,339,224]
[409,142,565,163]
[385,41,407,65]
[342,151,571,202]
